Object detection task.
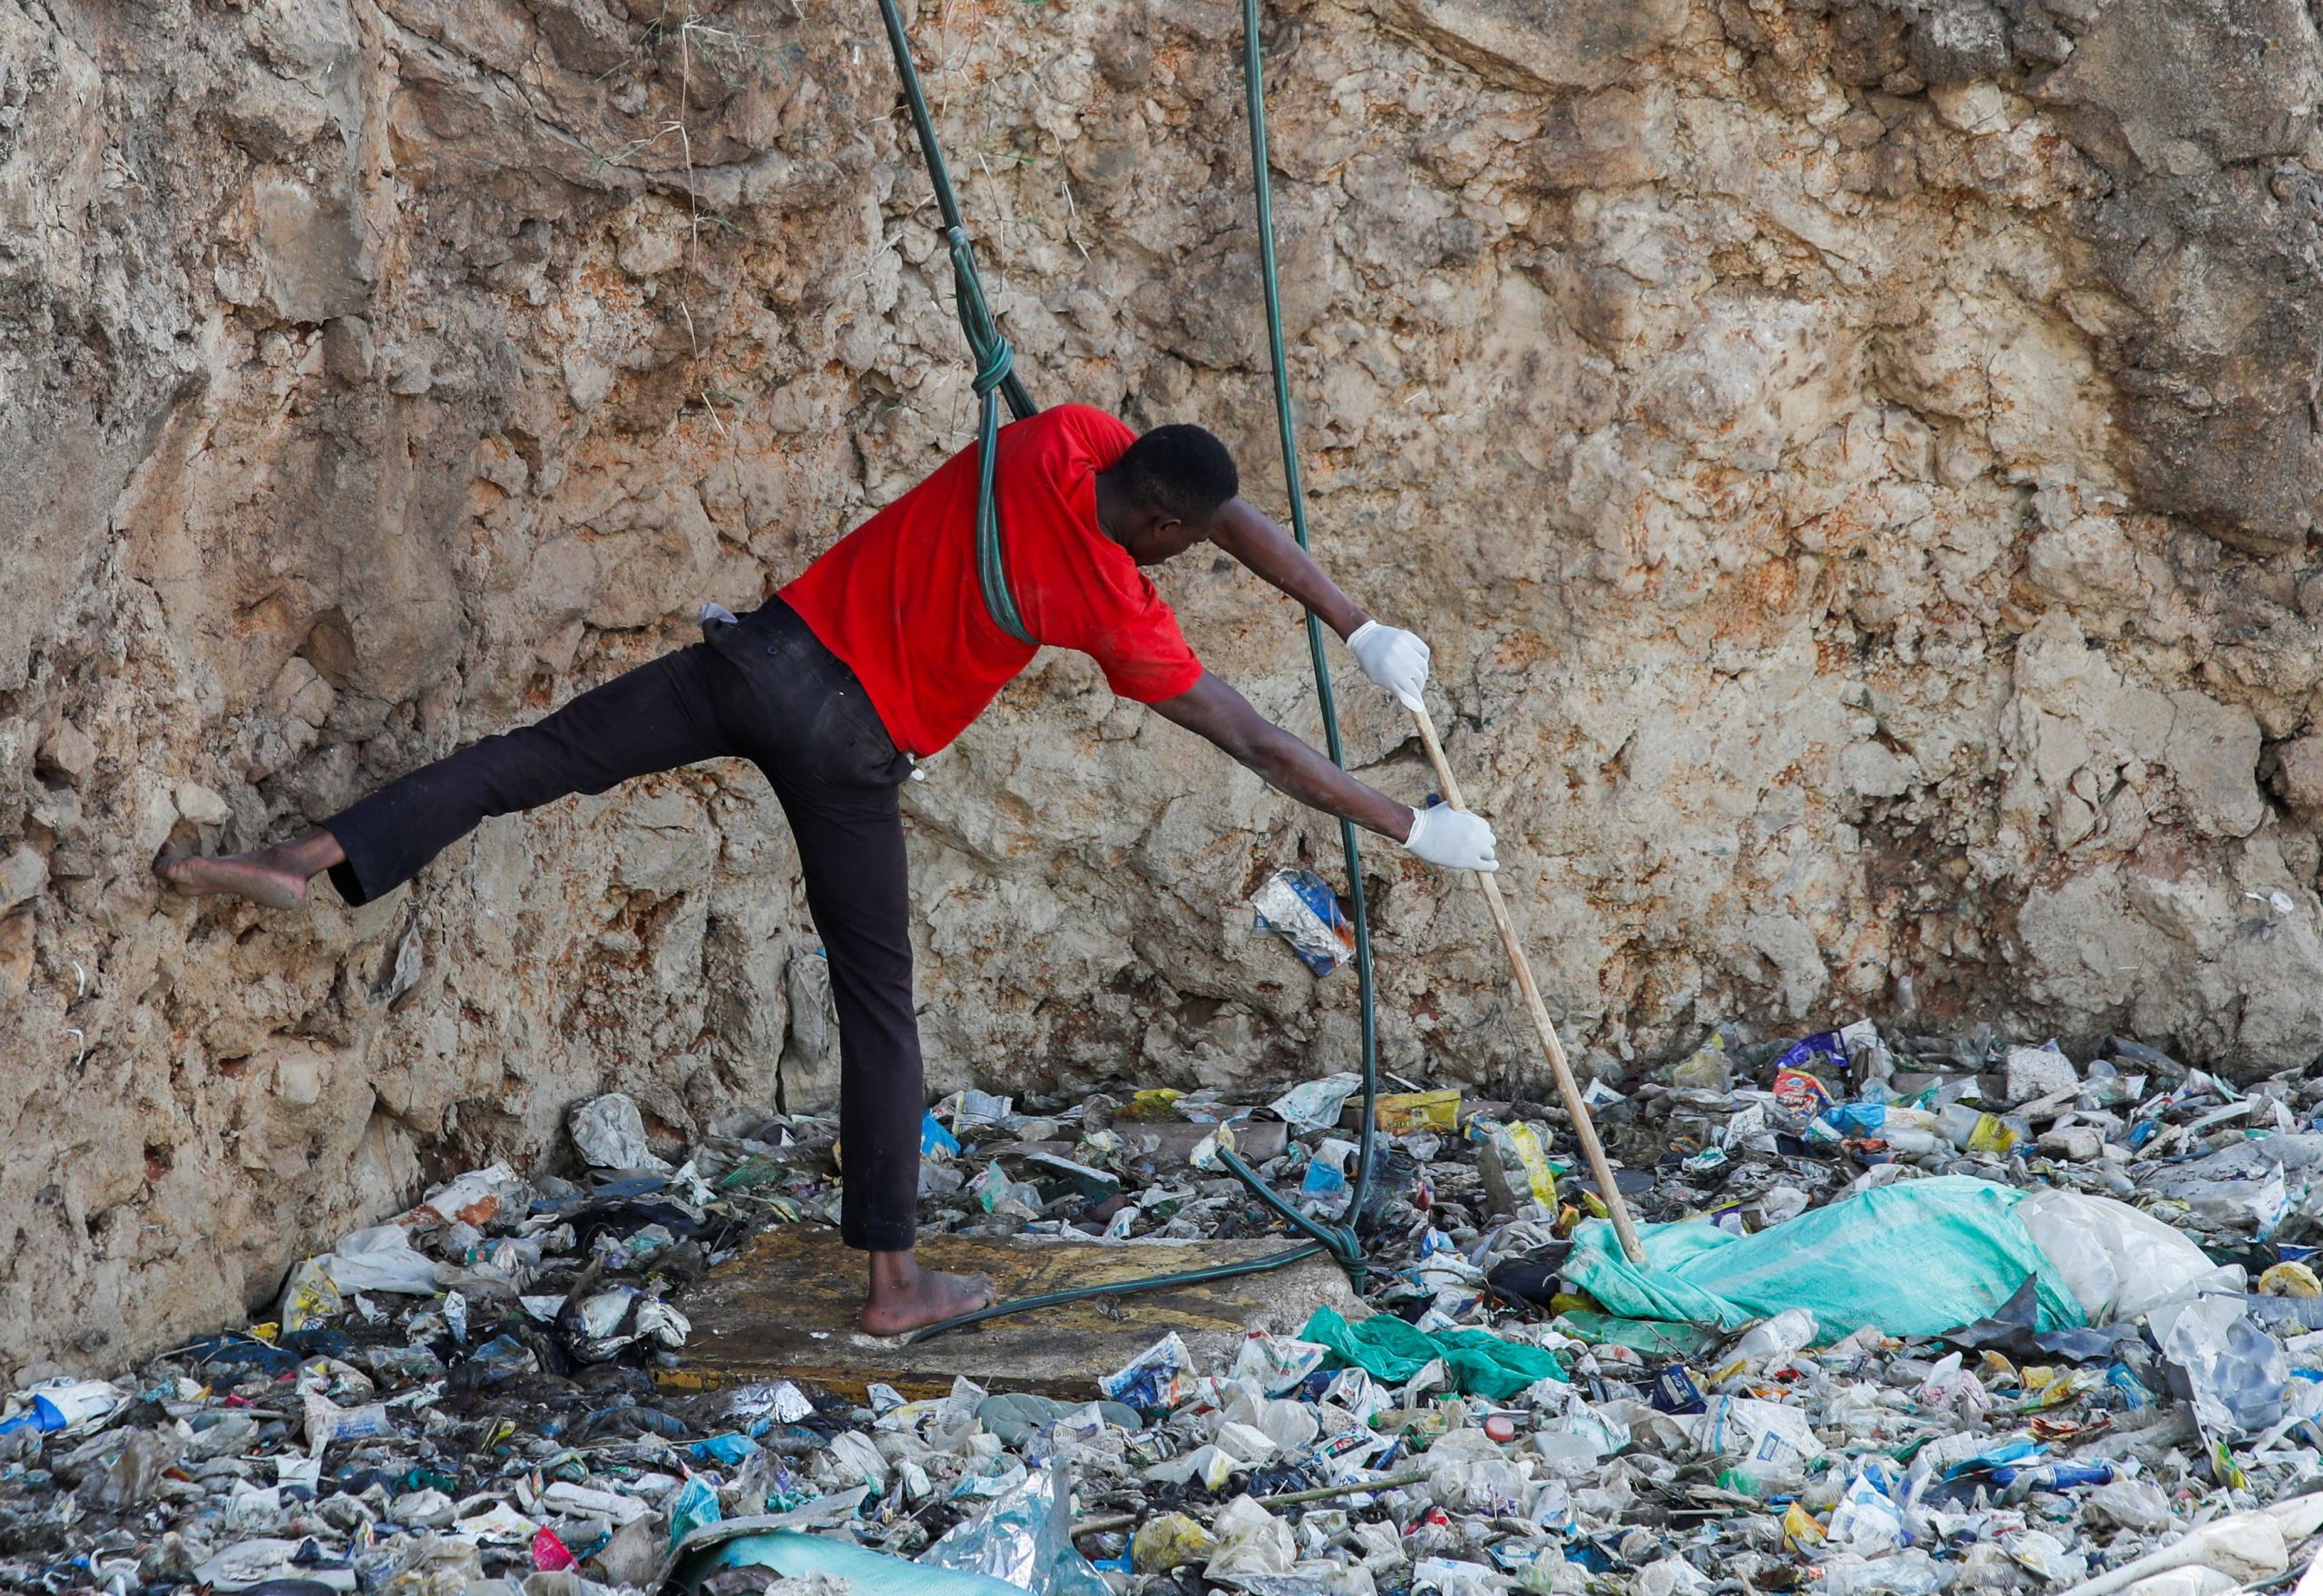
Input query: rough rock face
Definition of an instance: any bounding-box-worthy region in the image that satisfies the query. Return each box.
[3,0,2319,1375]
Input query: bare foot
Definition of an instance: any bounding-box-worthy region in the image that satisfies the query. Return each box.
[861,1253,995,1336]
[153,845,311,910]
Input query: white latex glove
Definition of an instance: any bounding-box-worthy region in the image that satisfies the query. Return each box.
[1404,803,1498,872]
[1347,620,1430,710]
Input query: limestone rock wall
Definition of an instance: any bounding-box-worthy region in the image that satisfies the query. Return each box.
[3,0,2319,1375]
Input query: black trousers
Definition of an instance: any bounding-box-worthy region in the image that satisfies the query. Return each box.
[323,600,924,1251]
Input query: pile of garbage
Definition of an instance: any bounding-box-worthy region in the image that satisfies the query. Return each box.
[11,1020,2323,1596]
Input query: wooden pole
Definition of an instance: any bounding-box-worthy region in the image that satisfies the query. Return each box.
[1407,705,1648,1267]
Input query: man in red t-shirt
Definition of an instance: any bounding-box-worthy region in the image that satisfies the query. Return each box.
[159,407,1497,1333]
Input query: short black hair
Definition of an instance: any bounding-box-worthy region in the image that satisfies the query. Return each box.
[1117,424,1239,523]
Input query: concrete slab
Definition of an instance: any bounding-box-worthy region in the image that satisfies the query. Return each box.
[666,1225,1364,1402]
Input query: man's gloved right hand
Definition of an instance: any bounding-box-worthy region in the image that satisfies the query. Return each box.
[1403,802,1499,872]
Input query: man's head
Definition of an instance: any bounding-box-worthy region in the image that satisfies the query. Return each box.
[1098,424,1240,564]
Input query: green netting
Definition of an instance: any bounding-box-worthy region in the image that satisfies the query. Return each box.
[1563,1176,2087,1337]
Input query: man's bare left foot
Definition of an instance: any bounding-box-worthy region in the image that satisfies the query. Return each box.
[153,846,311,910]
[862,1254,995,1335]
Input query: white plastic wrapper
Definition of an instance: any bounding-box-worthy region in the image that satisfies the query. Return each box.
[828,1429,890,1493]
[1206,1494,1298,1585]
[279,1223,446,1331]
[568,1092,673,1173]
[15,1377,124,1436]
[1231,1330,1331,1396]
[398,1163,525,1229]
[1825,1465,1906,1552]
[303,1393,393,1457]
[195,1538,358,1593]
[1682,1396,1823,1476]
[1270,1072,1362,1131]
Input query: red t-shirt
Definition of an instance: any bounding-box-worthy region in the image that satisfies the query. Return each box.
[780,405,1205,757]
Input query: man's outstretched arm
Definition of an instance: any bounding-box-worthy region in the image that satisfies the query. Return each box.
[1209,498,1431,709]
[1208,498,1368,637]
[1149,672,1498,870]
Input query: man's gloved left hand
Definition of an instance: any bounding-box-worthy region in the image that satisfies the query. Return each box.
[1348,620,1430,710]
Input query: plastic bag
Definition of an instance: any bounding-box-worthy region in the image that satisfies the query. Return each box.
[2014,1189,2240,1322]
[1206,1495,1297,1585]
[1728,1308,1818,1368]
[1684,1396,1824,1479]
[2152,1295,2289,1439]
[398,1163,524,1228]
[1231,1331,1331,1396]
[9,1376,123,1436]
[1133,1512,1218,1573]
[569,1092,672,1172]
[279,1223,445,1330]
[921,1461,1110,1596]
[1565,1176,2085,1337]
[1271,1072,1361,1131]
[1250,868,1356,975]
[1825,1465,1906,1552]
[557,1286,691,1363]
[1103,1333,1197,1413]
[1481,1121,1561,1211]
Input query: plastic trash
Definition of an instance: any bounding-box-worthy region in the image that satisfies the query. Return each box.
[569,1091,674,1172]
[279,1225,446,1330]
[12,1376,123,1435]
[194,1539,360,1592]
[1686,1395,1825,1486]
[1132,1512,1218,1572]
[1818,1549,1950,1596]
[922,1111,964,1160]
[2152,1294,2290,1438]
[1272,1072,1362,1130]
[1250,868,1357,974]
[1205,1494,1298,1584]
[1102,1332,1197,1413]
[1301,1305,1566,1399]
[975,1393,1141,1445]
[1375,1090,1461,1134]
[2049,1493,2323,1596]
[2014,1189,2240,1320]
[1824,1465,1906,1552]
[1231,1330,1332,1396]
[557,1285,691,1362]
[27,1018,2323,1596]
[921,1462,1109,1596]
[1565,1176,2085,1336]
[532,1525,578,1571]
[1728,1307,1818,1368]
[1478,1120,1561,1213]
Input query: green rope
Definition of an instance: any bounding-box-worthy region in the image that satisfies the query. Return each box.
[871,0,1038,644]
[1237,0,1383,1236]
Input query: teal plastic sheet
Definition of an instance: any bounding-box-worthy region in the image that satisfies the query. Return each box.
[1300,1306,1567,1398]
[700,1531,1026,1596]
[1564,1176,2087,1337]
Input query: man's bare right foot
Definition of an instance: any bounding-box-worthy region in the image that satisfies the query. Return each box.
[153,846,311,910]
[862,1251,996,1336]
